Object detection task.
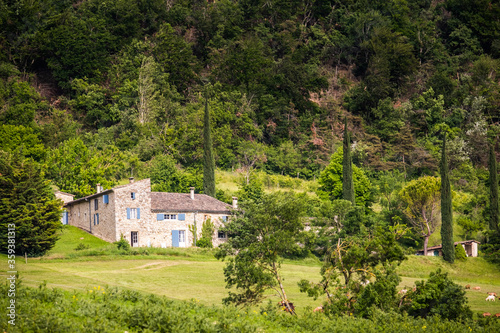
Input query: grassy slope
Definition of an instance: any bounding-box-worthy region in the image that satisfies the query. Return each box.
[1,226,499,315]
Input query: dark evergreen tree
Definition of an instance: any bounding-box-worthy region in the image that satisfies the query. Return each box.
[489,140,499,232]
[203,97,216,197]
[342,117,355,205]
[440,134,454,263]
[0,152,62,256]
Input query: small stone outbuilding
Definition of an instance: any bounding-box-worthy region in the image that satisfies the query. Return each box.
[416,240,480,257]
[56,178,235,248]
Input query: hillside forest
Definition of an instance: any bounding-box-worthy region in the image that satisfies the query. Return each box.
[1,0,500,253]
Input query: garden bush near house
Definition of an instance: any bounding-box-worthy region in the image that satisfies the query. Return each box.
[114,234,130,251]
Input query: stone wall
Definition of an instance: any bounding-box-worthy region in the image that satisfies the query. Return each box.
[114,179,152,247]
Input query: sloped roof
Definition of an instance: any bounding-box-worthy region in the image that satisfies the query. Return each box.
[417,240,480,253]
[150,192,232,213]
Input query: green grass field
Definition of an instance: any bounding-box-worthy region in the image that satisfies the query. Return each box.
[1,225,499,316]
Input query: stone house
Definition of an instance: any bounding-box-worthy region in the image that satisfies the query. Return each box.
[416,240,480,257]
[56,178,235,248]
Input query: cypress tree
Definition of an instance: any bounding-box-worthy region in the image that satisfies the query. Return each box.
[489,140,499,232]
[343,117,355,205]
[440,134,454,263]
[203,96,216,197]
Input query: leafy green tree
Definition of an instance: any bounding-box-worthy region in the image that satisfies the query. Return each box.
[343,117,355,205]
[318,147,372,207]
[489,139,499,232]
[399,176,441,256]
[401,269,472,321]
[215,192,306,314]
[0,124,46,160]
[440,134,454,263]
[299,228,405,316]
[0,152,62,256]
[203,97,216,197]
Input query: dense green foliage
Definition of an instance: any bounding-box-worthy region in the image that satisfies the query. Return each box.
[488,140,499,232]
[342,117,355,205]
[197,218,216,248]
[0,152,61,256]
[440,134,454,263]
[455,243,468,261]
[401,269,472,321]
[3,283,499,333]
[203,97,216,197]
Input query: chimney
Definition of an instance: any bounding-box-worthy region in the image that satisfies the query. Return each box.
[129,177,135,184]
[232,197,238,209]
[190,187,195,200]
[96,183,101,193]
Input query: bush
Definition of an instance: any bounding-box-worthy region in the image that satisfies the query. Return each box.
[196,238,212,248]
[114,234,130,251]
[401,268,472,321]
[455,244,467,261]
[74,243,90,251]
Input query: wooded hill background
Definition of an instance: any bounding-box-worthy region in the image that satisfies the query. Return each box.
[1,0,499,211]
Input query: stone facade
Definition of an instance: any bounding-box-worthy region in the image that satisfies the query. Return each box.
[60,178,232,248]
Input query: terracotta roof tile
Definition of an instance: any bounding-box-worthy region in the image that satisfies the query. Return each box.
[150,192,232,213]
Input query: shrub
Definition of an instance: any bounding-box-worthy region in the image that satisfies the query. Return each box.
[74,243,90,251]
[401,268,472,321]
[114,234,130,251]
[455,244,467,261]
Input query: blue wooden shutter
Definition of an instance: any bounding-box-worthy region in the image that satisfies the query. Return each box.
[178,213,185,221]
[137,208,140,219]
[127,208,130,219]
[131,192,136,200]
[103,194,109,204]
[157,214,164,221]
[62,212,68,225]
[96,213,99,225]
[172,230,179,247]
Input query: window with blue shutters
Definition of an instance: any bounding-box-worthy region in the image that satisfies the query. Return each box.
[103,194,109,204]
[62,211,68,225]
[131,192,136,200]
[127,208,140,219]
[96,213,99,225]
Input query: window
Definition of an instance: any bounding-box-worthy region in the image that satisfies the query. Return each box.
[157,214,178,221]
[222,216,228,222]
[94,199,98,210]
[131,192,136,200]
[218,231,226,239]
[93,213,99,225]
[127,208,141,219]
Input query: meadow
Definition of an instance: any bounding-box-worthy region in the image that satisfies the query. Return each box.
[1,226,499,317]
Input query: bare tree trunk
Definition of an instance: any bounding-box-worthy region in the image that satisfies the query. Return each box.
[423,236,429,256]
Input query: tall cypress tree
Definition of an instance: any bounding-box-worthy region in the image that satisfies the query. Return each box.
[489,140,499,232]
[203,96,216,197]
[440,134,454,263]
[343,117,355,205]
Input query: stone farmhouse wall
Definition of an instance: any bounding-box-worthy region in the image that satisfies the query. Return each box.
[114,178,152,247]
[60,178,231,248]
